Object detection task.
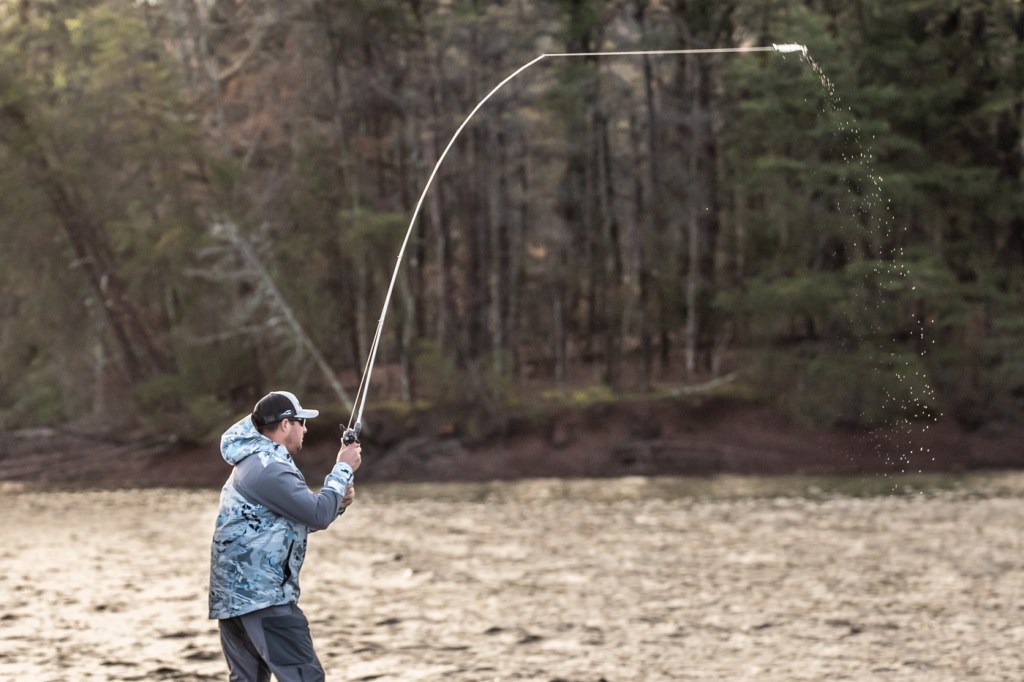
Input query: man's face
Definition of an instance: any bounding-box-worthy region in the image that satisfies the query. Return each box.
[281,418,307,455]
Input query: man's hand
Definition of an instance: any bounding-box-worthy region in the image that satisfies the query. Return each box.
[342,484,355,509]
[337,442,362,472]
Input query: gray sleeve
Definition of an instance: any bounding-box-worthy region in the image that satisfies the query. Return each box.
[236,459,345,531]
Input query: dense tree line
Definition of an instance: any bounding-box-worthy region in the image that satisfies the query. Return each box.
[0,0,1021,439]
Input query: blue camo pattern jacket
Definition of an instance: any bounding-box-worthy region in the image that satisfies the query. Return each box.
[208,415,354,620]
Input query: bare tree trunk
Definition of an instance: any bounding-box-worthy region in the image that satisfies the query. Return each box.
[487,124,506,376]
[510,129,530,380]
[640,52,660,392]
[553,288,567,385]
[399,273,414,403]
[582,130,599,362]
[672,2,733,378]
[91,335,107,417]
[684,58,700,377]
[397,118,418,403]
[159,0,201,97]
[464,126,485,362]
[597,108,623,390]
[710,83,731,375]
[427,55,456,355]
[733,186,746,283]
[685,188,700,376]
[189,0,277,154]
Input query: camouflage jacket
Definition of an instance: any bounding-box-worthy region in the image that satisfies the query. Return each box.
[208,415,354,619]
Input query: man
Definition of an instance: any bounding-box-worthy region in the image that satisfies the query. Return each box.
[209,390,362,682]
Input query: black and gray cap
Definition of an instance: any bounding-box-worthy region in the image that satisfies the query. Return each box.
[252,391,319,427]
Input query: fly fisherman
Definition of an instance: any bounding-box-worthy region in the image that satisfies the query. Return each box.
[209,390,362,682]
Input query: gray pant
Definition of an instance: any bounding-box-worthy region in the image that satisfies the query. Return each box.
[218,603,325,682]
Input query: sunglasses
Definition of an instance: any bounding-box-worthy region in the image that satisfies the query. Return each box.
[287,417,306,427]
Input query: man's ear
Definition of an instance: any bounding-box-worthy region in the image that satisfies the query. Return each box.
[263,420,287,443]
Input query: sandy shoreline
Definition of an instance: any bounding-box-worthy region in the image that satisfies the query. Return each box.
[1,474,1022,681]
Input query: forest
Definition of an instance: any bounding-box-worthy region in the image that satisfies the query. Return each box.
[0,0,1021,454]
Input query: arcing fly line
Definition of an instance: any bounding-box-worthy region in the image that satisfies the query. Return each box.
[340,43,807,445]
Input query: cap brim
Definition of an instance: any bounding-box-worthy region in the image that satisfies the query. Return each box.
[296,408,319,419]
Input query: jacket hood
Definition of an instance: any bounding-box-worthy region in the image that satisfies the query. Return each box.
[220,414,286,466]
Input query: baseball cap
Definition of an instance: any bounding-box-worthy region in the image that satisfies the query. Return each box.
[252,391,320,427]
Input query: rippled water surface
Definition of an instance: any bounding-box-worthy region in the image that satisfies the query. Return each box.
[1,473,1022,681]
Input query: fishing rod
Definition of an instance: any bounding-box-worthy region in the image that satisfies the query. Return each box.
[340,43,808,445]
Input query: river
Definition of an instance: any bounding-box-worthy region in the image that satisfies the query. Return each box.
[1,472,1022,681]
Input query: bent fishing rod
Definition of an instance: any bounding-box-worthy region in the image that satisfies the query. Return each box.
[340,43,808,445]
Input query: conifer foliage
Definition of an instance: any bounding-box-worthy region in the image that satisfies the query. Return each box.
[0,0,1020,436]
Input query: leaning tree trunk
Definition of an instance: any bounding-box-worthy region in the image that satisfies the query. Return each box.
[218,222,353,413]
[0,100,172,385]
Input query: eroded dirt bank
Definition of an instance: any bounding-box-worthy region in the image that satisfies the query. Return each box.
[2,399,1021,489]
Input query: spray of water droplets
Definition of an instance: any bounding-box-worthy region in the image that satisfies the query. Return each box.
[797,51,939,490]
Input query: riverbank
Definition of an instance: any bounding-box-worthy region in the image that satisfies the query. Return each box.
[1,398,1020,489]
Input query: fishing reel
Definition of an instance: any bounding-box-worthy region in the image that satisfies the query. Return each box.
[341,422,361,445]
